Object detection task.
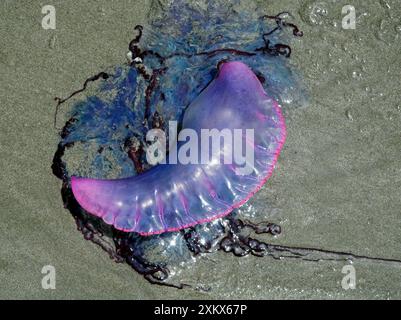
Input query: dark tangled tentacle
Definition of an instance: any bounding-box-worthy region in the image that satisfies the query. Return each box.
[53,72,109,130]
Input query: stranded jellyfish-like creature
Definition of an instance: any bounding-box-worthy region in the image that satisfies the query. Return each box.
[52,0,306,288]
[71,61,286,236]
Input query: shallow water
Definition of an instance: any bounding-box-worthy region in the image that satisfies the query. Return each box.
[0,0,400,299]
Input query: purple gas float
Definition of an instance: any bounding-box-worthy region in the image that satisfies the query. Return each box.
[71,61,286,236]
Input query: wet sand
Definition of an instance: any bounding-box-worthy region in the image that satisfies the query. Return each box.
[0,0,400,299]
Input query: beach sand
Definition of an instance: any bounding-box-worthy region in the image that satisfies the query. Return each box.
[0,0,400,299]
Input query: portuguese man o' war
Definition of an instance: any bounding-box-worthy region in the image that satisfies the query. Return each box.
[52,0,307,288]
[71,61,286,236]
